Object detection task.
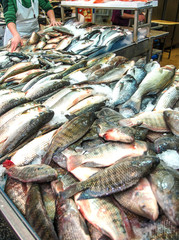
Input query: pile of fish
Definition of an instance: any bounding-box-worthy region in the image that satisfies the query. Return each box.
[0,46,179,240]
[2,19,128,58]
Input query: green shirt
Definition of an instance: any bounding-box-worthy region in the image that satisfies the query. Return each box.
[2,0,53,25]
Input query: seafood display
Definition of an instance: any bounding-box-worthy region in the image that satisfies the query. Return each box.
[0,28,179,240]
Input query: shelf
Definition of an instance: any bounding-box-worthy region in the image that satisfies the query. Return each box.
[61,1,158,9]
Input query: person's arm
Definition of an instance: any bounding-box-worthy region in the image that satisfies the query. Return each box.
[122,12,145,22]
[47,9,61,26]
[39,0,61,25]
[7,22,23,52]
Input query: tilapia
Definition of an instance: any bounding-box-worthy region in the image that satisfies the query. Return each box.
[40,183,56,222]
[4,161,58,183]
[55,197,91,240]
[119,111,170,132]
[114,177,159,221]
[4,177,31,215]
[154,84,179,111]
[149,161,179,226]
[97,119,135,143]
[123,65,175,113]
[61,155,160,199]
[42,112,96,165]
[65,140,147,171]
[26,184,58,240]
[73,167,132,240]
[154,135,179,153]
[163,109,179,136]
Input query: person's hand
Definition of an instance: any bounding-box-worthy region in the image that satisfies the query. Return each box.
[139,14,145,22]
[10,33,23,52]
[50,19,61,26]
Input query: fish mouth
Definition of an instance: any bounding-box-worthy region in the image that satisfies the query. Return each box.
[140,204,159,221]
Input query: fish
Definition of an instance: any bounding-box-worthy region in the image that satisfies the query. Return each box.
[97,119,135,143]
[21,72,53,92]
[43,43,57,50]
[25,184,59,240]
[70,40,94,55]
[73,166,132,240]
[55,197,91,240]
[43,87,72,108]
[56,59,87,79]
[154,135,179,153]
[42,112,96,165]
[66,94,107,116]
[40,183,56,222]
[4,177,31,215]
[163,109,179,136]
[75,193,130,240]
[28,32,41,45]
[47,35,66,44]
[0,89,15,96]
[0,91,27,116]
[87,222,111,240]
[114,177,159,221]
[60,155,160,199]
[25,79,70,100]
[3,161,58,183]
[0,102,39,128]
[35,40,46,50]
[87,60,135,84]
[10,130,56,166]
[0,62,40,83]
[56,36,73,51]
[66,140,147,171]
[111,74,138,106]
[154,84,179,111]
[0,105,54,157]
[40,88,96,133]
[4,69,46,83]
[127,66,147,84]
[119,111,170,132]
[149,161,179,226]
[123,65,175,114]
[107,55,127,67]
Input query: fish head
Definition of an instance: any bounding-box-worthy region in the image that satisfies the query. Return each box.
[132,156,160,174]
[53,152,67,169]
[139,200,159,221]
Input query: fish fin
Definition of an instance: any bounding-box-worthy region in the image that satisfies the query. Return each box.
[77,189,98,200]
[3,160,15,169]
[67,155,83,171]
[60,183,80,199]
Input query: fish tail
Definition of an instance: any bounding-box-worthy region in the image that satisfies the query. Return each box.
[60,183,80,199]
[67,155,83,171]
[123,98,141,114]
